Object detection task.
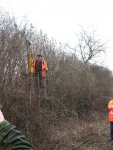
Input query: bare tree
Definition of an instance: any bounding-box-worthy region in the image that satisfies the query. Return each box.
[76,28,106,64]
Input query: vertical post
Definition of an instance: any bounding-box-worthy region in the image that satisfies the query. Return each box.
[26,40,32,103]
[28,52,33,74]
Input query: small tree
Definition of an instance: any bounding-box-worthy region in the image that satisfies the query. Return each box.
[76,28,106,64]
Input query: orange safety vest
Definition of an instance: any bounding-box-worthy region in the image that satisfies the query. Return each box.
[108,100,113,122]
[33,59,48,78]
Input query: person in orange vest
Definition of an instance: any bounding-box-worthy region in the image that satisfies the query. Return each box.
[108,99,113,141]
[34,54,48,95]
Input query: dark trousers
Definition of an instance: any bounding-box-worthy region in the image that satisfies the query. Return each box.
[36,72,43,88]
[35,72,47,96]
[110,122,113,140]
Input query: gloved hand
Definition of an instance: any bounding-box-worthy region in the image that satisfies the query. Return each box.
[0,109,4,123]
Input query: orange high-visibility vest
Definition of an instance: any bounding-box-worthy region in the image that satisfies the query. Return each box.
[33,59,48,78]
[108,100,113,122]
[32,60,36,73]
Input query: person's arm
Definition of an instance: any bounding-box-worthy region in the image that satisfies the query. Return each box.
[44,60,48,72]
[0,111,35,150]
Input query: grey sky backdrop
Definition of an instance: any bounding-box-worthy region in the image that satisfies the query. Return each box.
[0,0,113,71]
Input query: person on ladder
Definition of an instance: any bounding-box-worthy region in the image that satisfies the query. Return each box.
[34,54,48,97]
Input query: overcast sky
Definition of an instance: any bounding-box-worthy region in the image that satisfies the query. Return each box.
[0,0,113,71]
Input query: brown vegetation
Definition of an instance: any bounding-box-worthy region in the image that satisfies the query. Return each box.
[0,11,113,149]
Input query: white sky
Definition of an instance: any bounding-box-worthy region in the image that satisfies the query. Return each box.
[0,0,113,71]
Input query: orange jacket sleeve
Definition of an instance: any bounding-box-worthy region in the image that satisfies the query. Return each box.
[43,60,48,72]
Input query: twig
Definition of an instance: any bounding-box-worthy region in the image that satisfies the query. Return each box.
[75,125,109,150]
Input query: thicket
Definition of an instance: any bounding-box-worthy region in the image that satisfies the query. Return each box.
[0,11,113,149]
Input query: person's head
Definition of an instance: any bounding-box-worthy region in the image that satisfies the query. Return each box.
[37,54,42,61]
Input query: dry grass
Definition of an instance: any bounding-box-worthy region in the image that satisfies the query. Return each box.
[46,116,111,150]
